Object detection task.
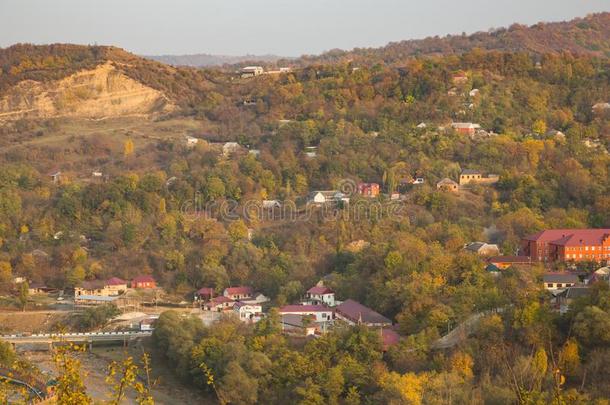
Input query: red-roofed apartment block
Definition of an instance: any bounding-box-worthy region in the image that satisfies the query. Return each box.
[521,229,610,263]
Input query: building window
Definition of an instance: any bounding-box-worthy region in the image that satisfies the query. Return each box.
[557,284,563,288]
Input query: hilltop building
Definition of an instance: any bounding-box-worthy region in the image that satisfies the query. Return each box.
[459,169,499,186]
[241,66,264,78]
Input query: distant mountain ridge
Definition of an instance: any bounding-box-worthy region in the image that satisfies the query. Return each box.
[296,12,610,66]
[145,53,292,67]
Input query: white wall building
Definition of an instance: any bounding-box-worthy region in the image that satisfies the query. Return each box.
[234,302,262,322]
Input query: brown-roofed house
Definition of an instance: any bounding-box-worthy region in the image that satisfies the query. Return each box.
[335,299,391,327]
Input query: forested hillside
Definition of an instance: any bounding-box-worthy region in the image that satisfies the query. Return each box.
[296,12,610,66]
[0,13,609,404]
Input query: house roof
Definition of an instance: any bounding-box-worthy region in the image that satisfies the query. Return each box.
[197,287,215,295]
[106,277,127,286]
[310,190,342,199]
[80,280,106,289]
[28,282,47,289]
[132,275,155,284]
[488,256,532,264]
[465,242,486,251]
[224,286,253,296]
[307,286,334,295]
[209,296,234,305]
[279,305,331,313]
[281,313,312,328]
[485,264,500,272]
[594,266,610,275]
[461,169,481,175]
[557,286,593,299]
[234,301,261,309]
[437,178,458,186]
[335,299,391,325]
[543,273,579,283]
[523,229,610,246]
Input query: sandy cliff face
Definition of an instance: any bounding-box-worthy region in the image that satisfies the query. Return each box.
[0,62,174,120]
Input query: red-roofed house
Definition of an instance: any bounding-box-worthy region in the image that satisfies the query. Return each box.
[223,286,253,300]
[357,183,380,198]
[195,287,215,301]
[522,229,610,263]
[131,275,156,289]
[105,277,128,295]
[278,305,334,323]
[335,299,391,327]
[304,286,336,307]
[204,296,235,311]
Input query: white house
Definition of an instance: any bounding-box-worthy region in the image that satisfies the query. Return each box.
[278,305,334,323]
[185,136,199,147]
[304,286,336,307]
[305,146,318,158]
[464,242,500,257]
[308,191,349,206]
[242,293,270,305]
[234,301,262,322]
[262,200,282,209]
[222,142,242,156]
[241,66,264,77]
[543,273,579,294]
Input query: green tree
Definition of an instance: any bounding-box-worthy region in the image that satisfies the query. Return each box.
[17,281,28,311]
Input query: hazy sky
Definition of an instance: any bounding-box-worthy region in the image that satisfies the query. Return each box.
[0,0,608,56]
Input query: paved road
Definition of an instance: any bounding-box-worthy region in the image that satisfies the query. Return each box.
[0,366,46,400]
[431,312,485,349]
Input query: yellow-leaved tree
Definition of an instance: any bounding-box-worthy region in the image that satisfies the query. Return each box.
[124,139,135,158]
[52,344,92,405]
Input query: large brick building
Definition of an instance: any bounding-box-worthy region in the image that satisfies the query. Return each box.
[521,229,610,263]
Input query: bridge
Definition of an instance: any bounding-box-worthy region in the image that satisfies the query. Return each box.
[0,331,152,350]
